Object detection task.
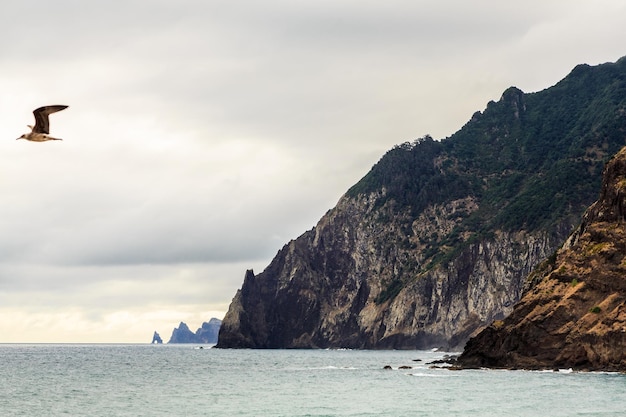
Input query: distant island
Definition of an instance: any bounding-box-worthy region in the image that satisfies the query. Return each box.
[166,318,222,344]
[151,331,163,344]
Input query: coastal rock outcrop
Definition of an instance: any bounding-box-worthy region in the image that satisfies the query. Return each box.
[168,318,222,344]
[457,147,626,371]
[151,331,163,344]
[195,318,222,343]
[218,57,626,350]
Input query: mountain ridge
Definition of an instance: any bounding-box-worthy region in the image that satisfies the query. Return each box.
[217,57,626,350]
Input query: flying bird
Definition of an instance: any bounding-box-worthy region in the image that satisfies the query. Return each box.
[17,105,68,142]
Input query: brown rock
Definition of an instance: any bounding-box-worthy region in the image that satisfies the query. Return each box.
[458,147,626,371]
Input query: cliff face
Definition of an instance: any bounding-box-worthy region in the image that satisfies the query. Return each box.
[218,57,626,350]
[218,196,559,349]
[458,147,626,371]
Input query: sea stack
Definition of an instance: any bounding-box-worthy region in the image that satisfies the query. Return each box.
[151,331,163,344]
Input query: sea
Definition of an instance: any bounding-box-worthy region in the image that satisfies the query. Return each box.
[0,344,624,417]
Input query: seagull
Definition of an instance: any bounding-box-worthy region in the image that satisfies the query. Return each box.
[17,105,68,142]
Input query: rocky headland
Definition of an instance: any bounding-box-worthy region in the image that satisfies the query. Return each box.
[457,147,626,371]
[151,331,163,344]
[217,57,626,350]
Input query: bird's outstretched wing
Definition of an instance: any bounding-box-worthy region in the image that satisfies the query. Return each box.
[33,105,68,134]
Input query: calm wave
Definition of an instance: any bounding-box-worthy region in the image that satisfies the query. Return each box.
[0,344,624,416]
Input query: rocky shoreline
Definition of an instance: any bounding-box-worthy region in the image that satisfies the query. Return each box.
[455,147,626,372]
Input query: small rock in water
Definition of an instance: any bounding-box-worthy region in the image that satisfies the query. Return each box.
[383,365,392,370]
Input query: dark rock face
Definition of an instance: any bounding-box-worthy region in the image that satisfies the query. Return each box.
[218,57,626,350]
[168,319,222,344]
[458,147,626,371]
[151,331,163,344]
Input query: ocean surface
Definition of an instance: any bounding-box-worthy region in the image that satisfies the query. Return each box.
[0,344,624,416]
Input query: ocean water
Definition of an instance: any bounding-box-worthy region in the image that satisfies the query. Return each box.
[0,344,624,416]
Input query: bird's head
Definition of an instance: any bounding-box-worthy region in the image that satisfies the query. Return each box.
[16,134,26,140]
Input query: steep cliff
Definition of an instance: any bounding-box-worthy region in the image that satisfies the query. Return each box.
[218,57,626,350]
[458,147,626,371]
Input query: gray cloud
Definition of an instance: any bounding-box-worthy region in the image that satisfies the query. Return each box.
[0,0,624,341]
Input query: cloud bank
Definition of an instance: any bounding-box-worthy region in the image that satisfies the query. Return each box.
[0,0,625,342]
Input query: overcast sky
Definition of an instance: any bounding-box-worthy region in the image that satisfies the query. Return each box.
[1,0,625,343]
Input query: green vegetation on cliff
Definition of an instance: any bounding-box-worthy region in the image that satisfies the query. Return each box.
[348,58,626,273]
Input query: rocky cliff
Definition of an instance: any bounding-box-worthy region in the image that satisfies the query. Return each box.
[218,57,626,350]
[457,146,626,371]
